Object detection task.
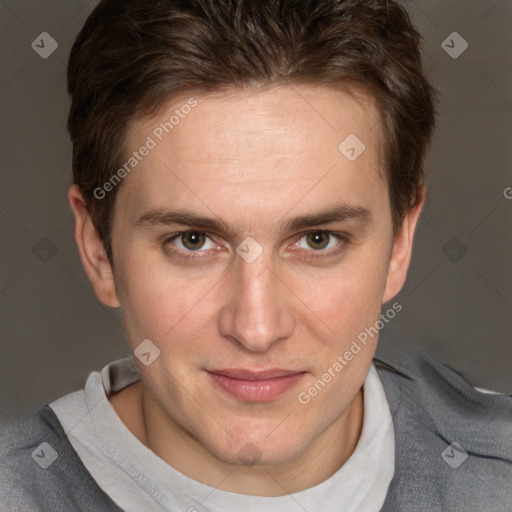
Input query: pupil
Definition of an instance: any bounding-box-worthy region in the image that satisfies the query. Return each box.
[184,231,204,250]
[308,232,328,250]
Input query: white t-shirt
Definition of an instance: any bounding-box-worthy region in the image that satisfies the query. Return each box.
[49,357,395,512]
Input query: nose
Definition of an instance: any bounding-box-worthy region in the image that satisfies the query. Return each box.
[218,247,296,352]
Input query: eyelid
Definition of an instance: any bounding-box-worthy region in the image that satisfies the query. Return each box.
[291,231,350,258]
[164,231,218,255]
[163,229,350,259]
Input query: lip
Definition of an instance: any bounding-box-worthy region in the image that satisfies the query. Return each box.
[209,368,304,380]
[206,369,307,402]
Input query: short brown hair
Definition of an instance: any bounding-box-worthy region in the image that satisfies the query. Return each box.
[67,0,438,265]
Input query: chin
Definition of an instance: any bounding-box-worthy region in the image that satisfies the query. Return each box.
[204,427,308,467]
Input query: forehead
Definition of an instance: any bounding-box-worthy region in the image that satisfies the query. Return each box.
[129,83,382,157]
[117,84,386,225]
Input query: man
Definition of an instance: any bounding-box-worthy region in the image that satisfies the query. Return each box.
[1,0,511,510]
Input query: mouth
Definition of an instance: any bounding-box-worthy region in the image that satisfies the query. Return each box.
[205,368,308,402]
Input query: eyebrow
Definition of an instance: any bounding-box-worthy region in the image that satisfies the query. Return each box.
[135,203,372,235]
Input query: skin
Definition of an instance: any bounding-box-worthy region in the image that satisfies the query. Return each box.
[68,84,424,496]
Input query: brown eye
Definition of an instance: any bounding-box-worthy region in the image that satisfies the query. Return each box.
[180,231,207,250]
[305,231,331,250]
[294,231,349,260]
[163,231,217,258]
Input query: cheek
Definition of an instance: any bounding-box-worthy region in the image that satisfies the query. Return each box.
[291,247,389,336]
[115,231,389,349]
[115,251,221,343]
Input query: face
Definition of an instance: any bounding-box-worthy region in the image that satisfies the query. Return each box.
[81,84,419,466]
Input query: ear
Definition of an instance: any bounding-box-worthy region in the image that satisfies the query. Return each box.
[68,184,120,308]
[382,187,426,304]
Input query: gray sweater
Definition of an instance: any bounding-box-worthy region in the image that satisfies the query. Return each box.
[1,335,511,511]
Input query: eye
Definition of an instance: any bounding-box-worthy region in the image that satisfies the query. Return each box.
[163,229,350,261]
[294,231,349,258]
[166,231,217,252]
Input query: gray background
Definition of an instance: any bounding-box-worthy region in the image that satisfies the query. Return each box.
[0,0,511,424]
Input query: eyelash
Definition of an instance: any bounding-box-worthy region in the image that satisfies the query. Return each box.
[163,230,351,261]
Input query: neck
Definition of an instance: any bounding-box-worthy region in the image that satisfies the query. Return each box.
[112,382,364,496]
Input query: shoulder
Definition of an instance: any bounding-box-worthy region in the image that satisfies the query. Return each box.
[373,333,512,416]
[374,334,512,510]
[0,405,123,511]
